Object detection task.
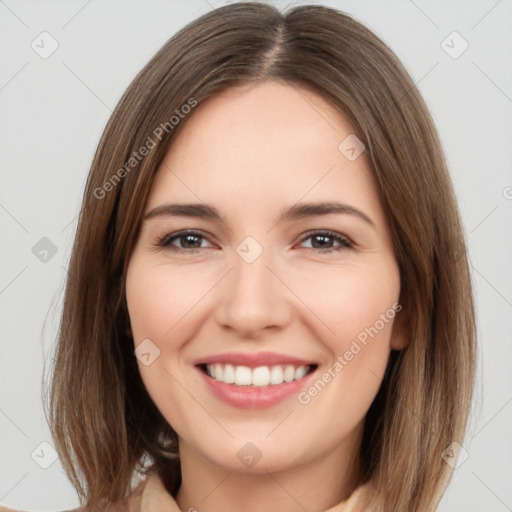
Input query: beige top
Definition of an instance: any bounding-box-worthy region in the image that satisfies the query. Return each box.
[0,473,372,511]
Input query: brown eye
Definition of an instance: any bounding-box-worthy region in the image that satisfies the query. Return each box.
[157,230,213,252]
[298,230,353,253]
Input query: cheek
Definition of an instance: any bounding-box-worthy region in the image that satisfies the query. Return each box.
[291,264,400,444]
[125,258,205,426]
[292,257,401,352]
[125,259,208,342]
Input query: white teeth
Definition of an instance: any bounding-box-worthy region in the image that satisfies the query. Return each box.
[270,365,284,385]
[223,364,235,384]
[204,363,312,387]
[252,366,270,387]
[235,366,252,385]
[294,366,308,380]
[283,365,295,383]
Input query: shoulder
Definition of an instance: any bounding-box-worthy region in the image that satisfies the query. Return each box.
[0,477,149,512]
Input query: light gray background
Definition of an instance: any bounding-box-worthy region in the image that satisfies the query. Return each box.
[0,0,511,510]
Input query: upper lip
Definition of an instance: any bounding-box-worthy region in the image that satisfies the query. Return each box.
[195,351,316,368]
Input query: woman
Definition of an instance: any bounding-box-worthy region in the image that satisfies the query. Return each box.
[9,2,475,511]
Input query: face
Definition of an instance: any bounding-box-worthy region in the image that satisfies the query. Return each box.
[125,80,406,474]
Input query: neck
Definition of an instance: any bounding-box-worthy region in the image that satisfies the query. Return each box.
[175,424,363,512]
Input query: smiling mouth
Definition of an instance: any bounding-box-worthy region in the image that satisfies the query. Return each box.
[197,363,318,387]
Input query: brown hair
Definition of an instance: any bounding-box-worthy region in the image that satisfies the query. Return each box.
[43,2,476,511]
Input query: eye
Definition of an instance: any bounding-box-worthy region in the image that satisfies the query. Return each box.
[156,230,214,253]
[154,229,353,254]
[297,230,353,253]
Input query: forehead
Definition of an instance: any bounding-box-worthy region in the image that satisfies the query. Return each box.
[145,80,383,226]
[168,80,354,165]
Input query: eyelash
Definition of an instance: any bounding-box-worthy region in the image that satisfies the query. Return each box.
[154,229,353,254]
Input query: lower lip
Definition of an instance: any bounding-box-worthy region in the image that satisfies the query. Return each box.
[197,367,316,409]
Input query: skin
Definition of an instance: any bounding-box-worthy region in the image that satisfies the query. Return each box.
[125,80,408,512]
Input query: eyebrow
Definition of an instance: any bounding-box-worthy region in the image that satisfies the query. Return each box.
[144,201,376,229]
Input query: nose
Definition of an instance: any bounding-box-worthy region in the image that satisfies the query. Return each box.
[213,246,293,339]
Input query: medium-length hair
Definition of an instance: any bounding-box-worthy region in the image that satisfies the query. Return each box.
[44,3,476,511]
